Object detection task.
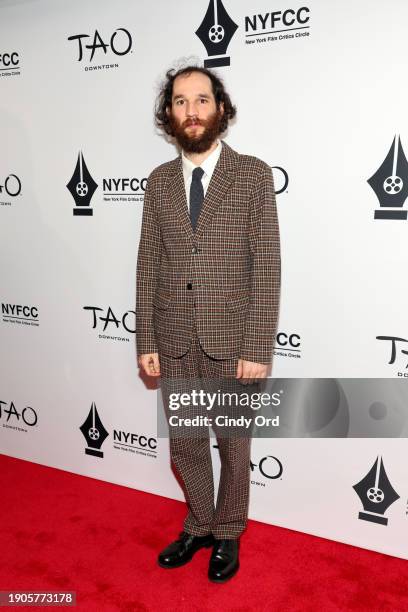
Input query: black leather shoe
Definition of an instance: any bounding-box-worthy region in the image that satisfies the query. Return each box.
[208,538,240,583]
[158,531,215,568]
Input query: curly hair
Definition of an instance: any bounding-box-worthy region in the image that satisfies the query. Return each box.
[155,65,237,136]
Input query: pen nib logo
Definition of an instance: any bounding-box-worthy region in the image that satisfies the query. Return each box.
[80,402,109,458]
[368,135,408,220]
[195,0,238,67]
[67,151,98,216]
[353,456,399,525]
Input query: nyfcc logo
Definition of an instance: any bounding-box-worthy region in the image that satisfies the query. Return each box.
[2,303,39,327]
[0,51,20,77]
[244,6,311,46]
[66,151,146,216]
[274,331,301,359]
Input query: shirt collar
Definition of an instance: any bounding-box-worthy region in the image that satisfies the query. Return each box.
[182,139,222,180]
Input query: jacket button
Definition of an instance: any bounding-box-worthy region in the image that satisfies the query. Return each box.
[191,245,199,254]
[186,283,193,290]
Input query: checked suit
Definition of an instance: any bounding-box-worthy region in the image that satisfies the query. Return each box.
[136,140,281,538]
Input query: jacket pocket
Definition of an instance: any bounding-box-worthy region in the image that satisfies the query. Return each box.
[226,290,251,312]
[153,289,173,311]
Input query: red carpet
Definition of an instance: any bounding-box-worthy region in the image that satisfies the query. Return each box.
[1,453,407,611]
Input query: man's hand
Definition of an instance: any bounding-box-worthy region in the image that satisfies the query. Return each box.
[236,359,268,384]
[139,353,161,377]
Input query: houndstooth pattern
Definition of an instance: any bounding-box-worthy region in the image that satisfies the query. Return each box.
[160,317,252,539]
[136,140,281,539]
[136,140,281,364]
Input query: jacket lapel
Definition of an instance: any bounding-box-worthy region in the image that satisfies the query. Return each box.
[166,140,239,241]
[195,141,239,238]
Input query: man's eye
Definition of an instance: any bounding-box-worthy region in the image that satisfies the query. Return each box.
[200,99,208,103]
[175,100,184,105]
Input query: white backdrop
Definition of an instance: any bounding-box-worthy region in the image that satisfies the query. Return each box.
[1,0,408,560]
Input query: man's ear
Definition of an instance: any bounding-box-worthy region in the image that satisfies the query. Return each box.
[165,105,171,116]
[219,101,224,116]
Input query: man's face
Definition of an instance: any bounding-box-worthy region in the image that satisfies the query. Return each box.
[167,71,224,154]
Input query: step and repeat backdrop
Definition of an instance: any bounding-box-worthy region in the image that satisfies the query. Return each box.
[1,0,408,559]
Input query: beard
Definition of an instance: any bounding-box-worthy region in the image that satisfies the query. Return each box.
[168,109,223,154]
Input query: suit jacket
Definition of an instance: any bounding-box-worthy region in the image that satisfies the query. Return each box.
[136,140,281,364]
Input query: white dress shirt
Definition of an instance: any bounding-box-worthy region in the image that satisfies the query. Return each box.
[181,139,222,211]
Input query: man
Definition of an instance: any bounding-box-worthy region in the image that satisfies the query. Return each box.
[136,65,280,583]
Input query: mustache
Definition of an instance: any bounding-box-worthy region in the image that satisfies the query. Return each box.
[183,118,204,127]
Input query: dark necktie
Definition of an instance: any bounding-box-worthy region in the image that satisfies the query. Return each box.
[189,166,204,231]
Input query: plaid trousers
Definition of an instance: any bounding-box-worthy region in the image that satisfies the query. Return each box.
[159,314,253,540]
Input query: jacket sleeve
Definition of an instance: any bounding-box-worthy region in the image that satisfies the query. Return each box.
[240,164,281,365]
[136,171,161,357]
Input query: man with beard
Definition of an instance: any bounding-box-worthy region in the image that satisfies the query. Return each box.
[136,65,280,582]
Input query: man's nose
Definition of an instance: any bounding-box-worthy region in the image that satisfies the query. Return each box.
[185,102,198,117]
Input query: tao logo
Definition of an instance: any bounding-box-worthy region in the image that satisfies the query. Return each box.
[68,28,132,62]
[0,174,21,197]
[251,455,283,479]
[84,306,136,333]
[0,400,38,426]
